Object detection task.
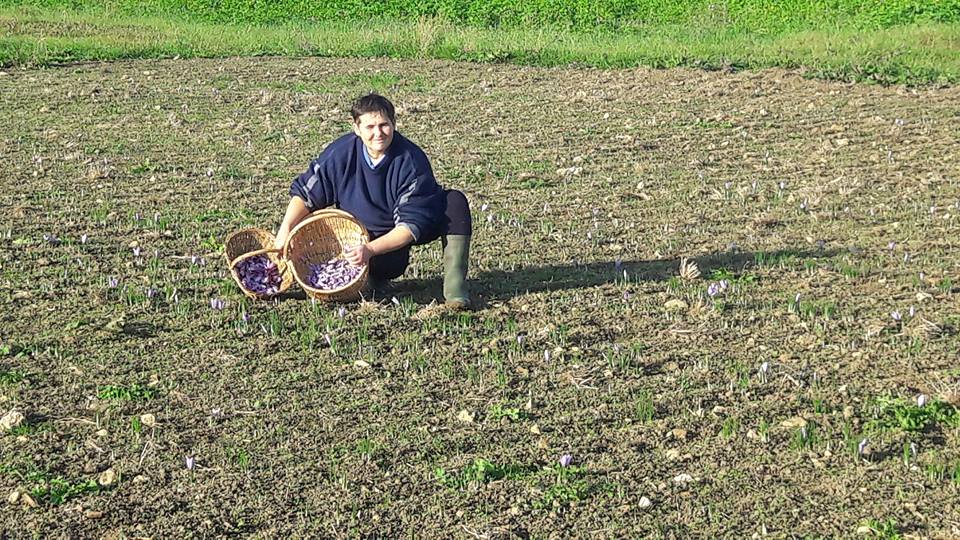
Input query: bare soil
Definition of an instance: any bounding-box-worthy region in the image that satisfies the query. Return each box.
[0,57,959,538]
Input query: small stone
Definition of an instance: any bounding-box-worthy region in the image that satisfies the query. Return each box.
[781,417,808,429]
[139,414,156,428]
[95,429,108,437]
[671,428,688,440]
[456,409,474,424]
[673,473,694,485]
[8,490,19,504]
[97,469,117,487]
[638,496,653,509]
[84,510,104,519]
[842,406,855,419]
[529,424,541,434]
[665,449,681,461]
[664,299,688,311]
[0,410,25,431]
[856,525,872,535]
[21,493,38,508]
[133,475,148,484]
[353,360,371,369]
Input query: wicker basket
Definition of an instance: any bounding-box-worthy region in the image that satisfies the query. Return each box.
[286,208,370,302]
[224,228,294,300]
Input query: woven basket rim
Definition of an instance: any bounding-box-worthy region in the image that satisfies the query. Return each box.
[286,209,370,299]
[224,228,294,299]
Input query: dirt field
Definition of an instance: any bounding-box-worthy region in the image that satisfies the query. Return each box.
[1,57,959,538]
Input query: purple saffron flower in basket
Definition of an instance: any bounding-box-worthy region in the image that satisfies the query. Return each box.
[236,254,283,295]
[307,258,363,291]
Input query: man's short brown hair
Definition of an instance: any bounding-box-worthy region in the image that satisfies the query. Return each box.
[351,93,396,125]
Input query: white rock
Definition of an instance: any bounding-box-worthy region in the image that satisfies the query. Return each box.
[664,299,689,311]
[780,416,808,429]
[98,469,117,487]
[673,473,694,485]
[456,409,475,424]
[638,496,653,509]
[0,410,24,431]
[139,414,156,428]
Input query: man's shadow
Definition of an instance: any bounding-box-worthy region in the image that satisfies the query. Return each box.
[395,248,836,304]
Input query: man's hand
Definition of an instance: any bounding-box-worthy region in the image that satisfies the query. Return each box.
[344,244,375,267]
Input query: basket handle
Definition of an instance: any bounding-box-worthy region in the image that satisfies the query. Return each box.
[286,208,371,254]
[229,247,283,271]
[308,208,357,220]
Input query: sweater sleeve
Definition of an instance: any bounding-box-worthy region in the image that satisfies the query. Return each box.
[289,158,335,211]
[393,162,444,242]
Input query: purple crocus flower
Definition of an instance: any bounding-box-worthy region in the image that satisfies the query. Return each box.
[108,277,119,288]
[337,306,346,318]
[559,454,573,468]
[80,234,88,244]
[132,246,141,257]
[707,283,721,297]
[916,394,927,408]
[145,288,157,298]
[891,311,902,322]
[209,298,225,310]
[185,456,195,470]
[857,438,868,457]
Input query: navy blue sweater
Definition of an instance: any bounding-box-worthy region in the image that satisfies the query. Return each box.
[289,132,445,240]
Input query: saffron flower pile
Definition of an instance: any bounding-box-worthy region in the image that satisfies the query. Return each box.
[309,258,363,290]
[235,255,283,295]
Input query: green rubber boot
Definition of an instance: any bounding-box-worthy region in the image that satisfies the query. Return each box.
[442,235,470,308]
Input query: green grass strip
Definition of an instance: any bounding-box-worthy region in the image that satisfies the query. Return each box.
[1,6,958,85]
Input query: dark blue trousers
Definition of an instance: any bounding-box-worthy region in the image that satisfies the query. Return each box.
[368,189,471,280]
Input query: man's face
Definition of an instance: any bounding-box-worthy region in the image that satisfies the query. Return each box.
[352,111,394,158]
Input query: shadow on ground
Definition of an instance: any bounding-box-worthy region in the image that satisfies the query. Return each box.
[396,248,837,304]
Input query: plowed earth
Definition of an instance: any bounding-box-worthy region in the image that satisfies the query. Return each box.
[1,57,959,538]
